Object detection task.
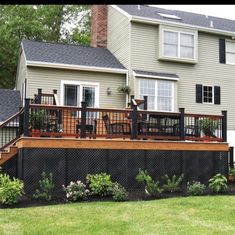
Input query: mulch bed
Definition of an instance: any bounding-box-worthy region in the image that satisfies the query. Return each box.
[1,183,235,209]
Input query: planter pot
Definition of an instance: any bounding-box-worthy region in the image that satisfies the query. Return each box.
[228,174,235,182]
[31,129,41,137]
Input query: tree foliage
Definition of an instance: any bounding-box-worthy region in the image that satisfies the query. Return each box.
[0,5,91,88]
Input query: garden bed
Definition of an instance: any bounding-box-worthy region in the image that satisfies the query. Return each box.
[1,183,235,209]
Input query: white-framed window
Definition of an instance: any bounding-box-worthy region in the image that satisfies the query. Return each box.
[226,40,235,64]
[61,80,99,108]
[203,85,213,104]
[139,79,174,112]
[160,27,197,62]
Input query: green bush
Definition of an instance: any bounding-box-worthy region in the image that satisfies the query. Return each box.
[162,174,184,193]
[229,168,235,177]
[63,180,89,202]
[208,173,228,193]
[187,181,206,196]
[86,173,113,197]
[0,173,24,205]
[136,169,162,197]
[33,172,55,201]
[109,182,128,201]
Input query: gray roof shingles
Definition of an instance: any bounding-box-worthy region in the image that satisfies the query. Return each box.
[134,70,179,78]
[0,89,21,122]
[22,40,126,70]
[118,5,235,34]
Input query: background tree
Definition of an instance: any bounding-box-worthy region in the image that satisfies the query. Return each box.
[0,5,91,89]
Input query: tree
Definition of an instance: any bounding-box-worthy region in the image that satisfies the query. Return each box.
[0,5,91,89]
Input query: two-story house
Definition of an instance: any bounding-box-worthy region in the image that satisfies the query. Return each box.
[15,5,235,146]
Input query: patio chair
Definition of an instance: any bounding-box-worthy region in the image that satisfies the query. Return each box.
[102,114,131,138]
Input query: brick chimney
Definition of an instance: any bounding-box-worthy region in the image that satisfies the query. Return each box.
[90,5,107,48]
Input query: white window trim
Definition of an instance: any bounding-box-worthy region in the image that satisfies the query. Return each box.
[138,79,174,112]
[60,80,100,108]
[159,26,198,64]
[202,85,214,105]
[225,39,235,65]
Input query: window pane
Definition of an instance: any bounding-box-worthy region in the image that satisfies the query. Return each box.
[180,46,194,58]
[203,86,213,103]
[164,31,178,44]
[226,41,235,52]
[64,85,77,106]
[180,33,194,47]
[83,87,95,107]
[140,79,156,110]
[164,44,178,57]
[226,52,235,64]
[157,81,173,111]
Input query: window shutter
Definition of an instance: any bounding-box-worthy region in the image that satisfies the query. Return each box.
[214,86,221,105]
[196,84,202,103]
[219,39,226,64]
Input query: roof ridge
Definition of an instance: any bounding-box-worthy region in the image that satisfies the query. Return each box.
[22,39,101,50]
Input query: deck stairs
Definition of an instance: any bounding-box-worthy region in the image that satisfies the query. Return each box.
[0,145,18,165]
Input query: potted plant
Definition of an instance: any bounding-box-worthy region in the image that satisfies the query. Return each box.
[29,109,47,134]
[117,85,131,102]
[198,117,219,139]
[228,168,235,182]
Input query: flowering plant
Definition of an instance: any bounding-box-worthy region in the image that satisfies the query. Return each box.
[63,180,89,202]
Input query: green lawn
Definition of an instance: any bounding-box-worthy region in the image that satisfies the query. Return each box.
[0,196,235,235]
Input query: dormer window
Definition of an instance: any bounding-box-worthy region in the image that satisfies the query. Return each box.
[159,26,198,63]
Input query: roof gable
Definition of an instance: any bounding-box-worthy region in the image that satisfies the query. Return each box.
[117,5,235,34]
[22,40,126,70]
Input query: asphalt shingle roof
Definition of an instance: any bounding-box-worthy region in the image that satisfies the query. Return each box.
[134,70,179,78]
[118,5,235,34]
[22,40,126,70]
[0,89,21,122]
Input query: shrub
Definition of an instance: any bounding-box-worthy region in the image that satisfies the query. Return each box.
[63,180,89,202]
[0,173,24,205]
[109,182,128,201]
[86,173,113,197]
[136,169,162,197]
[187,181,206,196]
[208,173,228,193]
[33,172,55,201]
[162,174,184,193]
[229,167,235,177]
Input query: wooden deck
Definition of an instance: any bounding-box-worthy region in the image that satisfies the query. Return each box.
[16,137,229,152]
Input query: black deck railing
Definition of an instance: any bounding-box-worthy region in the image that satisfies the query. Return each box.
[23,99,226,142]
[0,107,25,150]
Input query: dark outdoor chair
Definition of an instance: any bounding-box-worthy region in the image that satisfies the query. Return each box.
[102,114,131,138]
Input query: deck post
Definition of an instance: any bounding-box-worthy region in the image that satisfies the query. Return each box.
[37,89,42,104]
[179,108,185,141]
[229,146,234,169]
[131,104,138,139]
[23,98,30,137]
[222,110,227,142]
[80,101,87,138]
[19,106,24,136]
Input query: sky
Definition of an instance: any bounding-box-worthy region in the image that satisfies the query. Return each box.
[150,5,235,21]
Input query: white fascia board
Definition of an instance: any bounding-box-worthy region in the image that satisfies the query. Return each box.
[133,71,179,81]
[26,61,128,74]
[131,15,235,37]
[110,5,132,19]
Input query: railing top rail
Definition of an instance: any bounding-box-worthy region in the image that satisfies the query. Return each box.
[185,113,223,118]
[138,110,180,116]
[0,107,24,129]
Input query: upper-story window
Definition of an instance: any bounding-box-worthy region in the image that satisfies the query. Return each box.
[225,40,235,64]
[160,26,198,63]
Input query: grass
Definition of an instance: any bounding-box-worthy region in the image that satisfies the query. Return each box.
[0,196,235,235]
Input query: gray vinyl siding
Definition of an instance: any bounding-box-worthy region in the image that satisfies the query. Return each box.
[26,67,126,109]
[130,22,235,130]
[15,51,27,99]
[107,6,130,69]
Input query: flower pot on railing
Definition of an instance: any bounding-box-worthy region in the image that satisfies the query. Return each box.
[198,118,219,141]
[29,110,47,137]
